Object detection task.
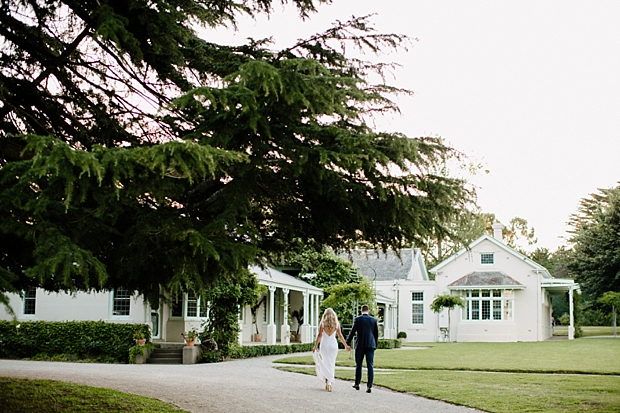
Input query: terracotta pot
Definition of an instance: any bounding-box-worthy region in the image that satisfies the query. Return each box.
[135,338,146,346]
[253,333,262,342]
[185,338,196,347]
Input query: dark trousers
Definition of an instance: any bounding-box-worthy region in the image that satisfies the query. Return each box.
[354,347,375,388]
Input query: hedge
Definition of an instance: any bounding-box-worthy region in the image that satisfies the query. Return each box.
[202,338,401,363]
[202,342,313,363]
[0,320,149,363]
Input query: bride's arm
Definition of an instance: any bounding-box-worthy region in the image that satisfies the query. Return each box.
[336,324,351,351]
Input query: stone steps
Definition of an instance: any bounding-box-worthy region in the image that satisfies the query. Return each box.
[146,346,183,364]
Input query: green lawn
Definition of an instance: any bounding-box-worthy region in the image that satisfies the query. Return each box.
[0,377,188,413]
[276,338,620,412]
[277,338,620,374]
[554,326,619,337]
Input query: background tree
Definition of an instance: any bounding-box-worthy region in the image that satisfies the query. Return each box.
[200,270,258,358]
[597,291,620,336]
[320,279,375,325]
[0,1,475,306]
[566,185,620,300]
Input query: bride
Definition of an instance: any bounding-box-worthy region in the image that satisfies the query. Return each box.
[312,308,351,392]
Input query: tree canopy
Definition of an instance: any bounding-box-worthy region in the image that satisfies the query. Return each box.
[566,185,620,300]
[0,0,475,303]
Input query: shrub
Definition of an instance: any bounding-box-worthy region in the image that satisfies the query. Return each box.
[377,339,401,349]
[397,331,407,339]
[201,342,313,363]
[0,320,149,363]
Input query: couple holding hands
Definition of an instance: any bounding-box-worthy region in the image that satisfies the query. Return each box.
[312,305,378,393]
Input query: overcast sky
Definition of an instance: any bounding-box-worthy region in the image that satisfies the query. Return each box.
[202,1,620,252]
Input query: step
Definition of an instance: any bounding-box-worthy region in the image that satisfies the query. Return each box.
[146,347,183,364]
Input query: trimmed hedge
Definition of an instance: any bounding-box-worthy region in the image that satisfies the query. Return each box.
[202,339,401,363]
[0,320,149,363]
[338,338,402,349]
[377,338,401,349]
[203,342,313,363]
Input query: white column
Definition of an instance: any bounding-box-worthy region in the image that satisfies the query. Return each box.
[267,286,277,345]
[281,288,290,345]
[300,290,310,343]
[312,294,321,337]
[238,306,243,345]
[568,287,575,340]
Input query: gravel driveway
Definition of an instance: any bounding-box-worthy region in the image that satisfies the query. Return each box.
[0,354,481,412]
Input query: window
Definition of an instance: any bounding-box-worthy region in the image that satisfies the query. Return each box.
[112,288,131,316]
[171,296,183,317]
[187,293,198,317]
[462,289,513,321]
[186,293,208,318]
[411,292,424,324]
[23,288,36,315]
[480,253,494,265]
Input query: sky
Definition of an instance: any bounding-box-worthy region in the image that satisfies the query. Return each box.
[201,1,620,252]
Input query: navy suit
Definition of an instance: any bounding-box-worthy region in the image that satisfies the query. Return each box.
[346,313,379,388]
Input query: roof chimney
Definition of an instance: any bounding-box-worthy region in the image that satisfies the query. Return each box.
[492,221,504,242]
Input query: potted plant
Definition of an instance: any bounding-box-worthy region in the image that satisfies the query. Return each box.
[181,328,199,346]
[397,331,407,344]
[133,327,147,346]
[250,285,267,342]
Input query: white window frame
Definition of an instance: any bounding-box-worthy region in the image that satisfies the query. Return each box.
[186,293,208,319]
[411,291,424,324]
[111,288,131,317]
[461,289,514,321]
[22,288,37,316]
[480,253,494,265]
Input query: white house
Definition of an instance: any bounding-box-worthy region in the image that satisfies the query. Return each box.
[0,266,322,346]
[342,223,579,342]
[342,248,438,341]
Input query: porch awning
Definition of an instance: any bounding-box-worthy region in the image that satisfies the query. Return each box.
[375,293,395,305]
[448,271,525,290]
[250,266,323,294]
[541,278,579,295]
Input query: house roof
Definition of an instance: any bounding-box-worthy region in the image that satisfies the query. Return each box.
[448,271,525,289]
[429,234,552,278]
[339,248,429,281]
[250,266,323,294]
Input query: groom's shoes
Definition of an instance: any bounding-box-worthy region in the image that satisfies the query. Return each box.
[366,388,372,393]
[352,384,360,390]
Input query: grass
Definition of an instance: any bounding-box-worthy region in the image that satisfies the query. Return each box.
[276,338,620,412]
[0,377,188,413]
[554,326,619,337]
[276,338,620,374]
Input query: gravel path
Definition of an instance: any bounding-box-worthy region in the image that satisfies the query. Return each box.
[0,354,481,412]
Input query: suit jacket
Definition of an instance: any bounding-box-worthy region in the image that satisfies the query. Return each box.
[346,313,379,350]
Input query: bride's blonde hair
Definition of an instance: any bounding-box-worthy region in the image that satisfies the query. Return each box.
[321,308,339,335]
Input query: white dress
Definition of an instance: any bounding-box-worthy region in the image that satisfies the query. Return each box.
[313,323,339,386]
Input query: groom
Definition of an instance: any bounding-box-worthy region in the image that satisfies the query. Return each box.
[346,304,379,393]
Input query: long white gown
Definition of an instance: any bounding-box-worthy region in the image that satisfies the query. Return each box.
[313,323,338,386]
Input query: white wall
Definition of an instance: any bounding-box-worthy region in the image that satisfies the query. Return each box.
[0,290,149,323]
[434,238,547,342]
[375,280,438,342]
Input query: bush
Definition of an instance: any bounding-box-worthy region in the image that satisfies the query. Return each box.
[201,342,313,363]
[397,331,407,339]
[377,339,401,349]
[0,320,149,363]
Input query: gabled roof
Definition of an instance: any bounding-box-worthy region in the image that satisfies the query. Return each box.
[429,234,552,278]
[448,271,525,289]
[339,248,429,281]
[250,266,323,294]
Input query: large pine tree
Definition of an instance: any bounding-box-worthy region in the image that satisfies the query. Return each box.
[0,0,474,302]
